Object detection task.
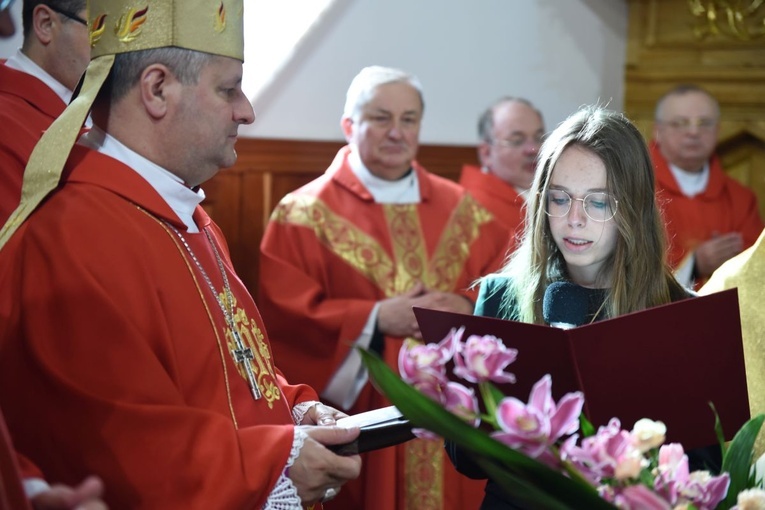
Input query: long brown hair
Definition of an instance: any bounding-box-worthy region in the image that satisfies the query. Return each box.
[494,105,686,323]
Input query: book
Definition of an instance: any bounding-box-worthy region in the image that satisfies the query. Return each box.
[330,406,414,456]
[413,288,749,450]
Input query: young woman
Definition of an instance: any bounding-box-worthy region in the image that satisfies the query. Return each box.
[480,104,688,324]
[448,105,706,509]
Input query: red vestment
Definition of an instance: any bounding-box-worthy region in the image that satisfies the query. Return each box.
[0,410,30,510]
[459,163,526,250]
[0,62,67,226]
[0,147,318,509]
[651,141,764,284]
[259,146,509,510]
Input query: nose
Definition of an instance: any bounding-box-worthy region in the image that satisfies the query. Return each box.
[567,199,587,227]
[235,93,256,125]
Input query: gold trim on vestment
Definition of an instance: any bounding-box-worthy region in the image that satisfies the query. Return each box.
[223,293,281,409]
[148,211,240,427]
[271,195,398,294]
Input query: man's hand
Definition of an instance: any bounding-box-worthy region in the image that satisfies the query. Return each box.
[31,476,107,510]
[377,282,426,337]
[289,426,362,505]
[301,403,349,426]
[695,232,744,278]
[410,291,474,316]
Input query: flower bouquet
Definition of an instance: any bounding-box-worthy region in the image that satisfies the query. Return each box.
[358,327,765,510]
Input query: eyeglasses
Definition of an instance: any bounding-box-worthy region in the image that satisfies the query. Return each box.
[544,189,618,222]
[492,135,544,149]
[659,117,717,132]
[46,4,87,26]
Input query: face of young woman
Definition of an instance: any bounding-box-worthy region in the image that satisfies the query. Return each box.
[546,145,619,288]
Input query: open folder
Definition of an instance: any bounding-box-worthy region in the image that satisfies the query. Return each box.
[413,288,749,450]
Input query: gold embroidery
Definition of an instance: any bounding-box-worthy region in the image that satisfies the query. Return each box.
[384,205,427,294]
[115,6,148,43]
[223,293,282,409]
[90,14,107,48]
[214,2,226,33]
[272,195,398,294]
[430,194,494,290]
[404,440,444,510]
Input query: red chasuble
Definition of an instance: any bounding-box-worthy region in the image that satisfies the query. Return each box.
[650,141,764,286]
[259,146,510,510]
[458,163,527,251]
[0,62,68,226]
[0,410,31,510]
[0,147,317,509]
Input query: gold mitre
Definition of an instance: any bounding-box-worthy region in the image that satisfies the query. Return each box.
[0,0,244,249]
[89,0,244,60]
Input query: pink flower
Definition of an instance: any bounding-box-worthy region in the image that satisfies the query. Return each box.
[654,444,730,509]
[492,374,583,458]
[453,333,518,384]
[443,381,480,427]
[561,418,635,483]
[398,327,461,396]
[612,484,672,509]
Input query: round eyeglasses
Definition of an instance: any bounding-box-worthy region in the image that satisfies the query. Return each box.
[544,189,618,222]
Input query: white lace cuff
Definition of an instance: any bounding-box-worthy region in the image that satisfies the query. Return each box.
[291,400,320,424]
[262,427,307,510]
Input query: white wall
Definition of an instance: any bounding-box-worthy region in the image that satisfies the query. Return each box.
[0,0,628,145]
[241,0,628,143]
[0,0,22,55]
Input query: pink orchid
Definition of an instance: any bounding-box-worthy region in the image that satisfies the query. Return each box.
[443,381,480,427]
[612,484,672,510]
[561,418,636,483]
[492,374,583,458]
[453,333,518,384]
[653,443,730,510]
[398,327,461,394]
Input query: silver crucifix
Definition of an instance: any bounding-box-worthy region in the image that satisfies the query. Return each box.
[231,330,262,400]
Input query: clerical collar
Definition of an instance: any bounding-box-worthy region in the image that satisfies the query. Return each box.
[669,161,710,198]
[348,149,420,204]
[79,126,205,232]
[5,49,73,105]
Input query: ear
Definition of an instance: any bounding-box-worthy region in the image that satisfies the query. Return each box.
[139,64,175,120]
[340,116,354,143]
[31,5,55,45]
[477,142,492,168]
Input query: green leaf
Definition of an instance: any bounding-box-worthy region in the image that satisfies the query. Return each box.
[717,414,765,509]
[475,456,580,510]
[360,348,616,509]
[579,413,596,438]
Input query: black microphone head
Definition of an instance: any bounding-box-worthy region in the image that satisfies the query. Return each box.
[543,281,591,327]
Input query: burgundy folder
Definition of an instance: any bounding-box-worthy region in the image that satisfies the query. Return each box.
[413,288,749,449]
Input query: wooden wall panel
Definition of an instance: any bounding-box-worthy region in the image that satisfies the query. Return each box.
[205,138,478,295]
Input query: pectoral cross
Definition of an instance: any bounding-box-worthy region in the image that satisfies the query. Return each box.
[231,330,262,400]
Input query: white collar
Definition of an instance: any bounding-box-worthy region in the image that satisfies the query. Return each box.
[347,149,420,204]
[78,126,205,232]
[668,161,710,198]
[5,49,72,105]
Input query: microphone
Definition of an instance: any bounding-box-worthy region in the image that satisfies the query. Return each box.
[543,281,590,329]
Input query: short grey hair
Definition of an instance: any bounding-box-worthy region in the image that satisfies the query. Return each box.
[107,47,214,104]
[477,96,542,143]
[654,84,720,121]
[342,65,424,121]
